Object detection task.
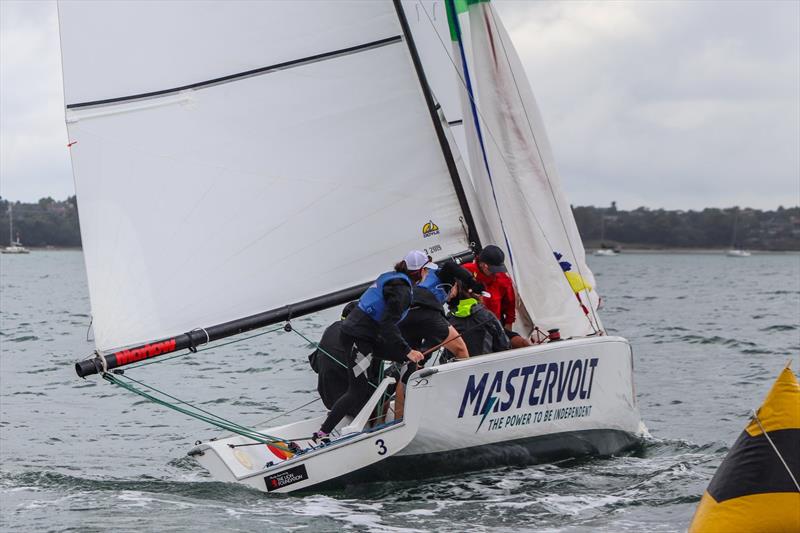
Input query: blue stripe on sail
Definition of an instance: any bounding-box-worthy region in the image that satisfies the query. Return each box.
[446,0,516,272]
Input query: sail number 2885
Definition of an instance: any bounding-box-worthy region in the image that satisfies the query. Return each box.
[375,439,387,456]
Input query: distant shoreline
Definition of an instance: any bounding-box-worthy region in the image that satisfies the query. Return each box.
[3,199,798,250]
[591,248,799,254]
[10,246,798,254]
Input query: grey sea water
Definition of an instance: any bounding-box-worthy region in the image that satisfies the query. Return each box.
[1,251,798,532]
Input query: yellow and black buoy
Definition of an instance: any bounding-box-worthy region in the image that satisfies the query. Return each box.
[689,366,800,533]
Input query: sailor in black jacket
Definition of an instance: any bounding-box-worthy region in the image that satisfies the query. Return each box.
[314,252,426,441]
[307,301,358,411]
[447,284,510,357]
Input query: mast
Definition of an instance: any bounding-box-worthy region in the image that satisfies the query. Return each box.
[8,204,12,245]
[392,0,481,250]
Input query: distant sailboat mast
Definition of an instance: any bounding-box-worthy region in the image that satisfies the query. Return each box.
[727,210,751,256]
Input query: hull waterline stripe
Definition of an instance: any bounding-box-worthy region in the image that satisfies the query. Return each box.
[66,35,403,110]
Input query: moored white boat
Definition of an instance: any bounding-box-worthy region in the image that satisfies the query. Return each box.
[594,249,618,257]
[2,243,30,254]
[726,249,751,257]
[59,0,645,494]
[2,206,30,254]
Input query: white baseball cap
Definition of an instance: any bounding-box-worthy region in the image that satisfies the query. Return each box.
[403,250,438,271]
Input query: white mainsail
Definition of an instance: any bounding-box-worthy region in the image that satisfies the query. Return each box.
[445,0,602,338]
[59,1,475,353]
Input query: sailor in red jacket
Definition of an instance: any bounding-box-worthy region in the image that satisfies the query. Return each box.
[463,245,531,349]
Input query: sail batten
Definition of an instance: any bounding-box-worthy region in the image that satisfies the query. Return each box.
[66,35,404,110]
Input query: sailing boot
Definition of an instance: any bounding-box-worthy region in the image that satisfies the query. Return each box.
[311,430,330,445]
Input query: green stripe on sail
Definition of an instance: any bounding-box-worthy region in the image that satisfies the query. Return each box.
[445,0,469,41]
[446,0,492,41]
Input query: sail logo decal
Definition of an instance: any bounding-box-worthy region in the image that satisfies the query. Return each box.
[459,358,599,432]
[265,464,309,492]
[422,220,440,238]
[114,339,177,366]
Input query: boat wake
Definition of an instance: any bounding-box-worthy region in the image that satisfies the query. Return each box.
[0,434,728,532]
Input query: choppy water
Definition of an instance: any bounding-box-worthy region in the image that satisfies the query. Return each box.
[1,251,798,532]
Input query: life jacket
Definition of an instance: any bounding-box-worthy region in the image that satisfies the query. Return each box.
[417,269,451,304]
[357,271,413,322]
[452,297,479,317]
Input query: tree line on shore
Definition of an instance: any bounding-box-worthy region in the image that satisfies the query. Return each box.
[1,197,798,251]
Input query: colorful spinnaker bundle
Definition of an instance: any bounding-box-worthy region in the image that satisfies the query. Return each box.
[689,366,800,532]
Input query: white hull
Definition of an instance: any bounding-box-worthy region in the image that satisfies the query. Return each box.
[189,336,643,493]
[726,249,751,257]
[2,246,30,254]
[593,249,618,256]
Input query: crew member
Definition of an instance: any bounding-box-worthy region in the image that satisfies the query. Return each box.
[463,245,531,348]
[400,257,478,362]
[313,252,425,443]
[447,281,510,357]
[393,255,475,418]
[307,301,358,411]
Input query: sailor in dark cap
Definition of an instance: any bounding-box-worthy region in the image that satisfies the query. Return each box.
[463,245,531,348]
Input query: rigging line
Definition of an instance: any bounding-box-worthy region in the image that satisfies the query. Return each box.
[102,373,291,449]
[254,396,322,427]
[66,35,403,110]
[421,1,599,332]
[290,326,385,392]
[108,376,290,449]
[752,409,800,492]
[485,5,601,333]
[109,372,278,440]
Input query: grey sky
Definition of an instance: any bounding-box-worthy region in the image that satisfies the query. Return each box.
[1,0,798,210]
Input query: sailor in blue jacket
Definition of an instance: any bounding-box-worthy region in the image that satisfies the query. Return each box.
[391,260,478,418]
[314,251,426,442]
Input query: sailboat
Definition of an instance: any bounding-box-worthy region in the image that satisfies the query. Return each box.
[59,0,644,493]
[593,216,619,256]
[726,210,751,257]
[2,205,30,254]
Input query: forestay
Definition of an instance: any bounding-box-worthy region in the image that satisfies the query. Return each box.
[445,0,603,338]
[59,1,474,354]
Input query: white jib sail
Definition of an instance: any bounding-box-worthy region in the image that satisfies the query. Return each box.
[59,1,473,353]
[449,0,602,338]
